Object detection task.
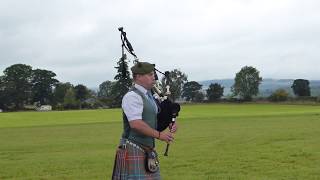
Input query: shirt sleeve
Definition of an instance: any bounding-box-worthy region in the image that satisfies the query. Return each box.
[122,91,143,121]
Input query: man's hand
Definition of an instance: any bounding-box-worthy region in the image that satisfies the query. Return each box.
[169,122,178,133]
[159,131,174,144]
[158,121,178,144]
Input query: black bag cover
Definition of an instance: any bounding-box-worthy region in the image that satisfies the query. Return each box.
[156,99,180,131]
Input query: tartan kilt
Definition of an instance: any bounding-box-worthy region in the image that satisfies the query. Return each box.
[112,142,161,180]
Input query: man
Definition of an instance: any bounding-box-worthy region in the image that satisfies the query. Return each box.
[112,62,177,180]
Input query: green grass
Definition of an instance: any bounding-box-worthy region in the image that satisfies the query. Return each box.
[0,104,320,179]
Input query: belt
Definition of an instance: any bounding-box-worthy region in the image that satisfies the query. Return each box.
[119,139,145,153]
[126,140,145,153]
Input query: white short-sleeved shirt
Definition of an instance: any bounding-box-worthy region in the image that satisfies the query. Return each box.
[122,84,158,121]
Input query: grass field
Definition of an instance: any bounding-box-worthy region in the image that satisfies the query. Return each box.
[0,104,320,180]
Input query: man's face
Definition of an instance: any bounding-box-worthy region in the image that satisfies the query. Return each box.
[136,72,155,89]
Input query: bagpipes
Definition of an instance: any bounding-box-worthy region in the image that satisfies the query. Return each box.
[118,27,180,156]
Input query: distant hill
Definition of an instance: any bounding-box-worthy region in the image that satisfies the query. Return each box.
[199,79,320,97]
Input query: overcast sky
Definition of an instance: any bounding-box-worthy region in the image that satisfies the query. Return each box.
[0,0,319,88]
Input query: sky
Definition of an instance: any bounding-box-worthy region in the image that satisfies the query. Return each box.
[0,0,319,88]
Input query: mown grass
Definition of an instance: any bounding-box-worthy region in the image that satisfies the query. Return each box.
[0,104,320,179]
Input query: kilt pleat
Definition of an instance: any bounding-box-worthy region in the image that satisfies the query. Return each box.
[112,143,161,180]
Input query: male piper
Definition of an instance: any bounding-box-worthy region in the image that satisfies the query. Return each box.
[112,62,178,180]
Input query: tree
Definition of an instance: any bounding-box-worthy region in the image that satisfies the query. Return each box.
[269,89,289,102]
[2,64,33,109]
[291,79,310,97]
[74,84,89,101]
[111,57,132,107]
[98,80,116,107]
[63,88,77,109]
[0,76,9,110]
[206,83,224,101]
[98,80,115,98]
[74,84,90,109]
[182,81,202,101]
[160,69,188,101]
[231,66,262,101]
[53,82,73,105]
[194,91,205,102]
[31,69,59,104]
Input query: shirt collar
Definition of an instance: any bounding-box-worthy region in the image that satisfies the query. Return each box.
[134,83,148,95]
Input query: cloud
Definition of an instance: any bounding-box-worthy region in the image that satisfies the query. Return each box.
[1,0,320,87]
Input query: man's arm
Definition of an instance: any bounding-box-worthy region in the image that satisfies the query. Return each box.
[129,120,174,143]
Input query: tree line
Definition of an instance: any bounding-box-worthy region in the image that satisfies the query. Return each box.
[182,66,314,102]
[0,64,94,111]
[0,61,316,111]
